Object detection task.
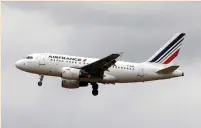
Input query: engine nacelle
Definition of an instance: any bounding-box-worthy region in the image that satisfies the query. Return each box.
[62,79,79,89]
[62,67,81,80]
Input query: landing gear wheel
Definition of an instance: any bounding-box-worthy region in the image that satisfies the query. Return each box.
[92,84,98,90]
[92,89,98,96]
[91,83,99,96]
[38,81,42,86]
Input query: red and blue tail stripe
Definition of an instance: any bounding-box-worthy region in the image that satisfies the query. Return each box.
[147,33,185,64]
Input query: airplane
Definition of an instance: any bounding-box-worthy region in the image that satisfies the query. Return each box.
[15,33,185,96]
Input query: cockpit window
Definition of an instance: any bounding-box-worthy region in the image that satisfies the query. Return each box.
[26,56,33,59]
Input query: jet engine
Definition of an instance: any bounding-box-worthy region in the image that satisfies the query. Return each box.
[61,79,88,89]
[61,67,90,80]
[61,79,79,88]
[61,67,82,80]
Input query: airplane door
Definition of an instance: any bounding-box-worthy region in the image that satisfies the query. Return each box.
[137,66,144,77]
[137,66,144,82]
[39,55,45,65]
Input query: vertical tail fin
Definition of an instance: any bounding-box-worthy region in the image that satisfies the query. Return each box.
[147,33,186,64]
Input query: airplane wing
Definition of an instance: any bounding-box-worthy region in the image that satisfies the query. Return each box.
[81,53,122,77]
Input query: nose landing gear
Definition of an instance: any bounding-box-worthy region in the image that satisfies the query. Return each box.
[91,83,99,96]
[38,75,44,86]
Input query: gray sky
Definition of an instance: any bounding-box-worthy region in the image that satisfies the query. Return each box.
[2,2,201,128]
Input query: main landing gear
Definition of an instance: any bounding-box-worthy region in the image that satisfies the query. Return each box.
[91,83,99,96]
[38,75,44,86]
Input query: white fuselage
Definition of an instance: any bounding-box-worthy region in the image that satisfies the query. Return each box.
[15,53,184,84]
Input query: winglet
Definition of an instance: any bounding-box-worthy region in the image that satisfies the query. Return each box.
[117,52,124,60]
[119,52,124,57]
[156,65,179,74]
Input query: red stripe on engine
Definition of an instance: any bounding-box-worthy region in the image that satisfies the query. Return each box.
[163,49,180,64]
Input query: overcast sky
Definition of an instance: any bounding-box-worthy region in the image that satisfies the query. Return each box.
[2,2,201,128]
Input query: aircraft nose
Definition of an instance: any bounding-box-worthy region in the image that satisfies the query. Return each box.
[15,60,24,70]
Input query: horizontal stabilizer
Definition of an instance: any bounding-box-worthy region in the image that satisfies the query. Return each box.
[156,65,179,74]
